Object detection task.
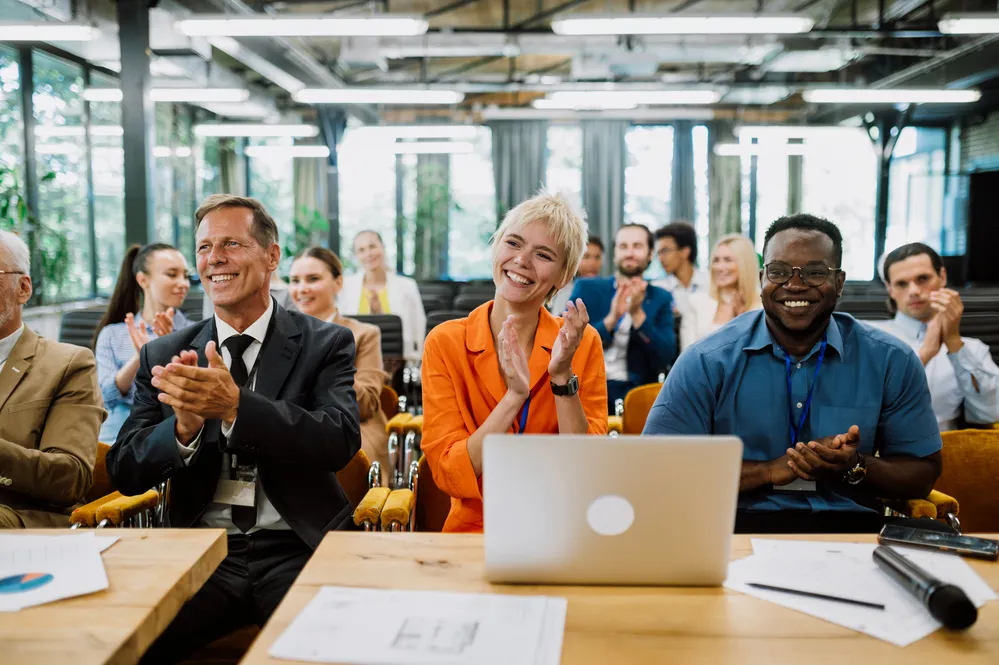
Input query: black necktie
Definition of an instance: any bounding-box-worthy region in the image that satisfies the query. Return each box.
[222,334,256,533]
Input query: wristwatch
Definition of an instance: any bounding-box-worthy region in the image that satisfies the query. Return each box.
[842,454,868,485]
[550,374,579,397]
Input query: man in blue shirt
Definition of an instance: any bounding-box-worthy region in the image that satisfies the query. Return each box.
[644,214,942,533]
[570,224,676,411]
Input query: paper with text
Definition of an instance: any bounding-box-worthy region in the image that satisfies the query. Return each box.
[0,532,110,611]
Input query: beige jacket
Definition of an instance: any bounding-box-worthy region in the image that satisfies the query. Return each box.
[0,326,106,527]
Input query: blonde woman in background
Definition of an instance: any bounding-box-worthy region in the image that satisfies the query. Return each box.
[680,234,762,350]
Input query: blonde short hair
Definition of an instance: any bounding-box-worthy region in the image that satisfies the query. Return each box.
[491,188,588,303]
[710,234,763,310]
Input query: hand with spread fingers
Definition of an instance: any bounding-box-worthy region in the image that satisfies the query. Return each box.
[785,425,861,480]
[549,298,589,384]
[151,341,241,433]
[497,316,530,400]
[151,307,176,338]
[125,313,150,354]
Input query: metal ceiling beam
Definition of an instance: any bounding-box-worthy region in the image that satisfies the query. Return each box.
[429,55,504,82]
[509,0,594,31]
[425,0,484,19]
[670,0,706,12]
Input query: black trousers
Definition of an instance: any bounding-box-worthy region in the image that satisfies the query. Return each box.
[140,529,312,665]
[734,510,957,534]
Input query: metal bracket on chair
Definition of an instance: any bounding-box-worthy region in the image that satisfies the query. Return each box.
[369,461,382,488]
[614,398,624,417]
[946,512,962,534]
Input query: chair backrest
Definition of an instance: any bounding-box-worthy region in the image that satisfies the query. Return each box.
[380,385,399,420]
[415,455,451,532]
[960,312,999,365]
[417,282,458,304]
[622,383,663,435]
[336,449,373,508]
[86,442,115,504]
[420,296,449,315]
[59,306,108,351]
[426,310,468,333]
[936,429,999,532]
[179,290,206,321]
[453,293,491,313]
[353,314,404,359]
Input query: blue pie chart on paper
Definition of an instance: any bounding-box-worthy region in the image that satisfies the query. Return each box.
[0,573,54,593]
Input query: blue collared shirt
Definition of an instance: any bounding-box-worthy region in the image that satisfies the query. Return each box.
[643,310,942,513]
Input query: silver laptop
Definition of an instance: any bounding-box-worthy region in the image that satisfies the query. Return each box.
[482,435,743,586]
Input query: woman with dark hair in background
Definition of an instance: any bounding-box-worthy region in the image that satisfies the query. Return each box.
[288,246,391,483]
[94,243,192,442]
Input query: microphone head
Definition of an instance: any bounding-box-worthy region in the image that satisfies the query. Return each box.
[928,584,978,630]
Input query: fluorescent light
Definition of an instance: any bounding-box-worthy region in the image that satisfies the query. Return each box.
[352,125,480,139]
[803,88,982,104]
[244,145,331,159]
[735,125,860,139]
[382,44,520,58]
[392,141,474,155]
[151,88,250,103]
[722,86,792,105]
[714,142,812,157]
[293,89,464,105]
[35,143,83,155]
[194,123,319,138]
[174,146,193,158]
[551,14,813,35]
[547,90,722,105]
[34,126,85,138]
[764,48,858,73]
[82,88,251,104]
[939,13,999,34]
[177,15,427,37]
[0,21,99,42]
[83,88,123,103]
[153,146,172,158]
[532,98,638,111]
[90,125,124,137]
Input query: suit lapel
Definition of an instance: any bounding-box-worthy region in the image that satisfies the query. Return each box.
[0,328,36,413]
[253,305,302,400]
[466,304,507,406]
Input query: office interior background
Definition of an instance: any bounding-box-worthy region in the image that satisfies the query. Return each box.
[2,0,999,332]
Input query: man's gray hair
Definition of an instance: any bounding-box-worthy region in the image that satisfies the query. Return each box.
[0,231,30,274]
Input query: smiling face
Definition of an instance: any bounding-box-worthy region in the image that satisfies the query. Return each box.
[289,256,342,319]
[137,249,190,311]
[196,206,280,313]
[492,220,565,308]
[761,229,844,337]
[354,231,385,272]
[711,243,739,291]
[886,253,946,322]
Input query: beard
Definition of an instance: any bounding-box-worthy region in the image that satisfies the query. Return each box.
[617,261,649,279]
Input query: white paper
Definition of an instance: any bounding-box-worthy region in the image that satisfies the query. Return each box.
[269,586,568,665]
[0,532,110,611]
[723,539,997,646]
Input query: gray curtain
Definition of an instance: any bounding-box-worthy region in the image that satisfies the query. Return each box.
[707,121,742,250]
[671,120,695,222]
[294,153,324,218]
[489,120,548,221]
[787,144,803,215]
[414,153,450,279]
[581,119,627,251]
[219,138,246,195]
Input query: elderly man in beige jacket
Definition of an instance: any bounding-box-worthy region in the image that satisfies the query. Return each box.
[0,230,105,528]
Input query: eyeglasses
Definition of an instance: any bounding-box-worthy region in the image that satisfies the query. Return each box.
[764,262,841,287]
[0,270,25,276]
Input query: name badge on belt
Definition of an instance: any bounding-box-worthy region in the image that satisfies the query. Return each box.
[774,478,817,492]
[213,479,256,507]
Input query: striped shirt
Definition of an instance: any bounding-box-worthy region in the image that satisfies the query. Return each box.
[95,310,193,443]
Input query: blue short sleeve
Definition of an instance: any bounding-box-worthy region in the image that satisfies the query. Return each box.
[642,346,715,435]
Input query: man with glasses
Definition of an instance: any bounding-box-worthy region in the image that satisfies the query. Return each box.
[651,222,708,315]
[644,214,942,533]
[0,230,105,528]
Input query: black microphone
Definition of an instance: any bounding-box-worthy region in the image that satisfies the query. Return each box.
[873,545,978,630]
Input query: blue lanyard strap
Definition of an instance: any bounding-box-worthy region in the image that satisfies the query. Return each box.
[515,395,531,434]
[784,335,827,448]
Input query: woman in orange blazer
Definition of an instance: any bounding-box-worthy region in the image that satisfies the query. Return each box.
[288,247,391,485]
[421,188,608,533]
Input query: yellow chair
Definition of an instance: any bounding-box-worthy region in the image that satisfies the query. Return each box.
[70,442,163,528]
[931,429,999,532]
[609,383,663,436]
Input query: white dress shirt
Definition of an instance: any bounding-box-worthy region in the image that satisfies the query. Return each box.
[176,298,290,533]
[652,269,709,316]
[0,324,25,373]
[874,313,999,431]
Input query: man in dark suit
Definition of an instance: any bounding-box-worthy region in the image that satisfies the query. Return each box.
[569,223,676,410]
[107,194,360,664]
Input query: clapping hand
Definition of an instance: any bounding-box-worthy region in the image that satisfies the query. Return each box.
[497,316,530,400]
[785,425,861,480]
[549,299,589,384]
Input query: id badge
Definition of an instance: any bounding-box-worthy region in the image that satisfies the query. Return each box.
[213,479,256,507]
[774,477,817,492]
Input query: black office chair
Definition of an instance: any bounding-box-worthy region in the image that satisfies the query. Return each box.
[354,314,409,407]
[179,289,206,321]
[416,282,457,308]
[453,293,491,313]
[426,310,468,334]
[420,296,448,316]
[960,312,999,365]
[59,306,108,350]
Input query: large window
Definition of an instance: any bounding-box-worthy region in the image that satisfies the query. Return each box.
[248,137,294,245]
[624,125,674,229]
[801,128,878,280]
[338,124,397,274]
[0,46,21,175]
[33,50,89,302]
[89,71,124,295]
[448,126,495,279]
[545,124,582,210]
[886,127,949,257]
[154,104,197,259]
[692,124,709,266]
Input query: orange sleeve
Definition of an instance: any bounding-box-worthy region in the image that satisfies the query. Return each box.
[420,330,483,500]
[577,325,608,435]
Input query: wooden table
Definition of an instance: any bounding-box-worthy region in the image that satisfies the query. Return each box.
[5,529,226,665]
[242,532,999,665]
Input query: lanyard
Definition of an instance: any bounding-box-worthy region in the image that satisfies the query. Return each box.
[515,395,531,434]
[784,335,827,448]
